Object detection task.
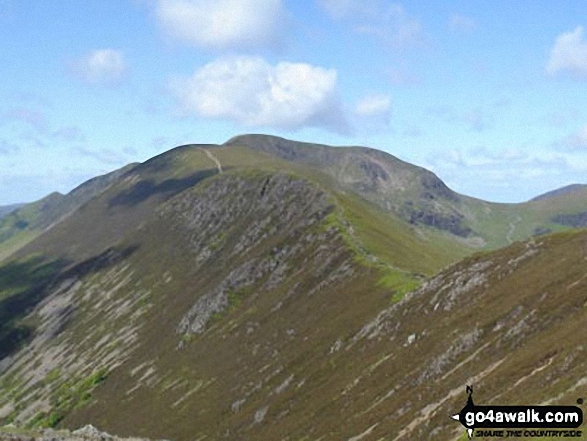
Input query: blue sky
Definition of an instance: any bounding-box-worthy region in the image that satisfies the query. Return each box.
[1,0,586,204]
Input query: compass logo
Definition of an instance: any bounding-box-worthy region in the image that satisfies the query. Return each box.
[450,386,583,439]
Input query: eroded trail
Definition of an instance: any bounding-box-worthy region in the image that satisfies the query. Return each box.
[202,148,223,174]
[506,215,522,244]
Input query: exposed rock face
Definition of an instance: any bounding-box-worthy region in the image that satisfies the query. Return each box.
[0,170,360,439]
[0,248,150,426]
[2,137,587,441]
[0,425,163,441]
[225,134,471,236]
[420,173,460,203]
[409,210,471,237]
[552,211,587,227]
[160,173,346,336]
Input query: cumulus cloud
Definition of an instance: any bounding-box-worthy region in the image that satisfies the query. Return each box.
[317,0,425,49]
[72,49,127,85]
[156,0,286,50]
[546,26,587,79]
[448,13,477,33]
[170,56,348,133]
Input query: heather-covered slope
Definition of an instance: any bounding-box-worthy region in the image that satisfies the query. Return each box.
[3,194,586,440]
[0,143,466,438]
[0,136,586,441]
[0,164,137,262]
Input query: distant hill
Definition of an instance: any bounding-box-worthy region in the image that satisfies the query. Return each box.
[0,204,24,220]
[0,135,586,440]
[530,183,587,201]
[225,134,587,249]
[2,135,586,264]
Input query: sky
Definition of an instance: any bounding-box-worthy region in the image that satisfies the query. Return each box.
[1,0,586,204]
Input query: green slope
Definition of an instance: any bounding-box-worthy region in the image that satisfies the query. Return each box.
[225,134,587,250]
[0,204,23,220]
[0,141,467,435]
[0,136,586,440]
[0,164,137,263]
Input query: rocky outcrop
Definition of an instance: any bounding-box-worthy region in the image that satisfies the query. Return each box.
[552,211,587,227]
[0,425,164,441]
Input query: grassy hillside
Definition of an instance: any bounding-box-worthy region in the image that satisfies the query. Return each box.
[0,164,137,263]
[0,204,24,220]
[225,134,587,250]
[3,135,586,262]
[0,136,585,440]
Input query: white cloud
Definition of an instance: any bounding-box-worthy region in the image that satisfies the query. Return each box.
[156,0,286,50]
[170,56,348,133]
[317,0,425,49]
[448,13,477,33]
[546,26,587,79]
[355,94,391,117]
[354,94,392,130]
[73,49,127,85]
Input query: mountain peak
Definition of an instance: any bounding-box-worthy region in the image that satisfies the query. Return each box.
[530,183,587,202]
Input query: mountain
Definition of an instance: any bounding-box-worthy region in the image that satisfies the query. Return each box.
[0,205,24,221]
[224,135,474,238]
[0,164,137,262]
[0,135,586,440]
[531,184,587,202]
[224,135,587,249]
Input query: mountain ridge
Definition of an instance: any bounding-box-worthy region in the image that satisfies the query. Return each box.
[3,134,587,262]
[530,183,587,202]
[0,134,586,440]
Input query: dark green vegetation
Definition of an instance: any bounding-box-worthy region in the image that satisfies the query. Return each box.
[0,164,136,263]
[0,135,586,440]
[0,255,65,360]
[0,204,23,220]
